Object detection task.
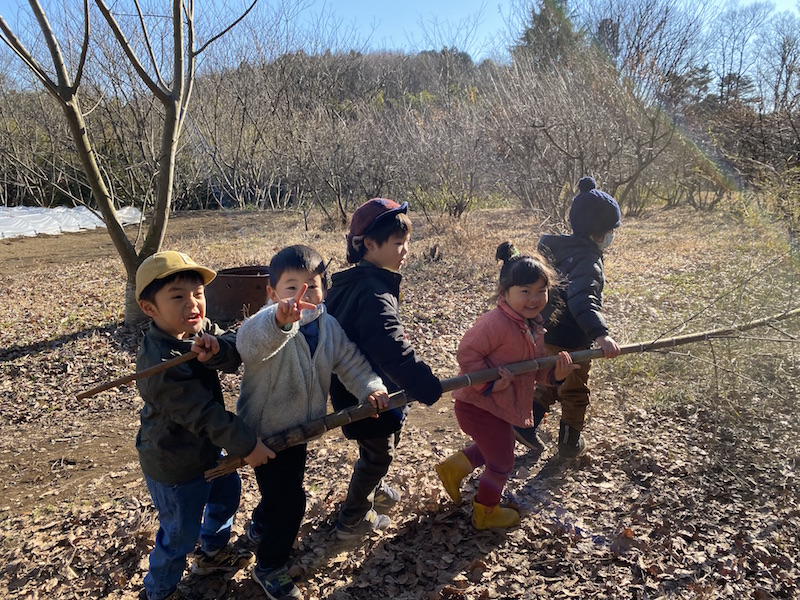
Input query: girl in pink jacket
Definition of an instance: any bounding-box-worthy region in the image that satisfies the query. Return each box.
[436,241,578,529]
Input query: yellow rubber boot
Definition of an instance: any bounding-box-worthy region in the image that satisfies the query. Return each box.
[435,451,472,504]
[471,500,520,530]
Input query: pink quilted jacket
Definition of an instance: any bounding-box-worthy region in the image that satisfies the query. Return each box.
[452,298,554,427]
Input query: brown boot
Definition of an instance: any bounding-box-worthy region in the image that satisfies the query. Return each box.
[471,500,520,530]
[435,451,472,503]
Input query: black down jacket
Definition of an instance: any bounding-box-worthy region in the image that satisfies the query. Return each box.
[538,234,610,349]
[326,261,442,439]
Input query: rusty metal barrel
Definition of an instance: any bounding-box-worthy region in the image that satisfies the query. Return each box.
[205,265,269,324]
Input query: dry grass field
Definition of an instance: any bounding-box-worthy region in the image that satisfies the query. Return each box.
[0,205,798,599]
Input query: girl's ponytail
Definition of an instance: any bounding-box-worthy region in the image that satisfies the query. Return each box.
[495,241,520,263]
[495,241,559,295]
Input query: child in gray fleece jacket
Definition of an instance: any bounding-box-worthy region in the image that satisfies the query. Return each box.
[236,244,388,600]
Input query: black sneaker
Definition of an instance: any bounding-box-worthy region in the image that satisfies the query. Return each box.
[335,509,391,541]
[513,426,544,452]
[252,564,303,600]
[191,546,254,575]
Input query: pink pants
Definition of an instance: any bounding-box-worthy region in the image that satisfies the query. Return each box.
[454,400,515,507]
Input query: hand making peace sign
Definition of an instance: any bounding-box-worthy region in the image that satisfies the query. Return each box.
[274,283,318,328]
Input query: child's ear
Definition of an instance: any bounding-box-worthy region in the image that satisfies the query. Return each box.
[266,285,280,303]
[363,238,378,252]
[139,299,158,318]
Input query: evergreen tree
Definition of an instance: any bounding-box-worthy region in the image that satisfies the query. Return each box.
[512,0,585,69]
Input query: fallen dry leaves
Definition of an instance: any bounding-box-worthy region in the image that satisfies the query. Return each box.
[0,206,798,599]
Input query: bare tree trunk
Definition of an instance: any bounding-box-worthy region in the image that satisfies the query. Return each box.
[1,1,257,325]
[61,97,139,266]
[0,4,144,322]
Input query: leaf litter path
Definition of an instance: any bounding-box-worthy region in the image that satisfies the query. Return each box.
[0,207,798,599]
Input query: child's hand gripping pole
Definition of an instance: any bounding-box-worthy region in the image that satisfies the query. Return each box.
[76,326,250,401]
[203,357,558,481]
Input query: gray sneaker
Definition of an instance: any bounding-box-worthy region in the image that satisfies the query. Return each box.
[372,482,401,510]
[335,509,391,541]
[191,545,254,575]
[251,564,302,600]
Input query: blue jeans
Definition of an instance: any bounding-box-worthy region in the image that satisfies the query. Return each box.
[142,471,241,600]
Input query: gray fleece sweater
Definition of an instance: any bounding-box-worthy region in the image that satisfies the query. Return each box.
[236,303,387,439]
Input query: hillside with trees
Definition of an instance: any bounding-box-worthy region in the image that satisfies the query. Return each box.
[1,0,798,232]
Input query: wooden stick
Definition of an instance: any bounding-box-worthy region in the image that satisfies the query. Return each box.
[204,306,800,481]
[76,352,198,400]
[205,374,478,481]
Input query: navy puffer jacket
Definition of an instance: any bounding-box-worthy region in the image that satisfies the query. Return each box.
[538,234,609,349]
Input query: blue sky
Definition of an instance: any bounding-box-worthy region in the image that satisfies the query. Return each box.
[0,1,513,60]
[309,0,516,59]
[320,0,800,55]
[1,0,798,61]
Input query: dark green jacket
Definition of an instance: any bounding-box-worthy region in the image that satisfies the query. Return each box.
[135,319,256,484]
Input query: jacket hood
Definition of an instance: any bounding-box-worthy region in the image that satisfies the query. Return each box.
[331,261,402,291]
[540,233,601,257]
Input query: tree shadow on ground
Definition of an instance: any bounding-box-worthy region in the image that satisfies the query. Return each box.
[290,502,512,600]
[0,321,144,363]
[0,323,123,362]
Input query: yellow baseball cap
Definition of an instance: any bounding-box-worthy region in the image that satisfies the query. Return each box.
[136,251,216,301]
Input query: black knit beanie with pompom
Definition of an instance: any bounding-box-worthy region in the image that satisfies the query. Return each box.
[568,177,621,236]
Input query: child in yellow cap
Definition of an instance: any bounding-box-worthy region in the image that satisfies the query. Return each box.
[135,251,273,600]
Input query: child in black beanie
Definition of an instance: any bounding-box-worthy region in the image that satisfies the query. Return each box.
[514,176,622,458]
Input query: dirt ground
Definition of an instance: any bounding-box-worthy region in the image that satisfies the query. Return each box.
[0,210,459,514]
[0,211,302,512]
[1,206,799,600]
[0,210,272,276]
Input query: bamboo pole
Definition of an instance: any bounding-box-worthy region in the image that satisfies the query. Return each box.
[205,372,486,481]
[75,352,198,400]
[204,307,800,480]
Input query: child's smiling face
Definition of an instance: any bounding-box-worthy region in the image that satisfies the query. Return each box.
[503,279,549,320]
[268,268,325,306]
[139,277,206,339]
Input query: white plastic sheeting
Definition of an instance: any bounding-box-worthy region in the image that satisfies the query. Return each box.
[0,206,142,239]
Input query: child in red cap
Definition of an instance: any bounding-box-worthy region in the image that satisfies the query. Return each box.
[326,198,443,540]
